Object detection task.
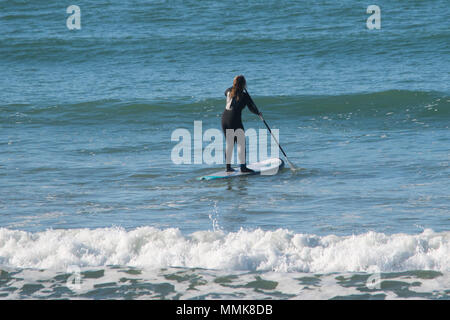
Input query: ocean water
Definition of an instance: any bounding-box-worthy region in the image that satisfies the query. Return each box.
[0,0,449,299]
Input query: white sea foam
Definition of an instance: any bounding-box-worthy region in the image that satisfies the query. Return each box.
[0,227,449,272]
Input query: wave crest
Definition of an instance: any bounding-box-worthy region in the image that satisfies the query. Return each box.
[1,227,449,273]
[3,90,448,125]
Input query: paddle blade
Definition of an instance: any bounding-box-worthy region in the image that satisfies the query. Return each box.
[287,159,297,171]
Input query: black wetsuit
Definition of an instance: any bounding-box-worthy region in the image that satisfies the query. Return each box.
[221,88,260,171]
[221,88,260,134]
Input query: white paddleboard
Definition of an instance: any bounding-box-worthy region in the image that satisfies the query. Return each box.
[198,158,285,181]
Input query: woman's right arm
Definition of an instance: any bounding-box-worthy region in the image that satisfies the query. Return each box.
[245,92,261,115]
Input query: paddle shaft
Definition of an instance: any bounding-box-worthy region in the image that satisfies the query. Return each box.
[245,90,296,170]
[259,115,285,155]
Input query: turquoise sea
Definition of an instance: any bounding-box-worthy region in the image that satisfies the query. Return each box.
[0,1,449,299]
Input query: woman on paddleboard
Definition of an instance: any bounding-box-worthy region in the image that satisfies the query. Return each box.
[222,75,261,172]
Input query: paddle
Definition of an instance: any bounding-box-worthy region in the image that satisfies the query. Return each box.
[245,89,297,171]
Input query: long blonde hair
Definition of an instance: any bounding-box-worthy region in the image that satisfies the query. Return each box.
[229,75,246,101]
